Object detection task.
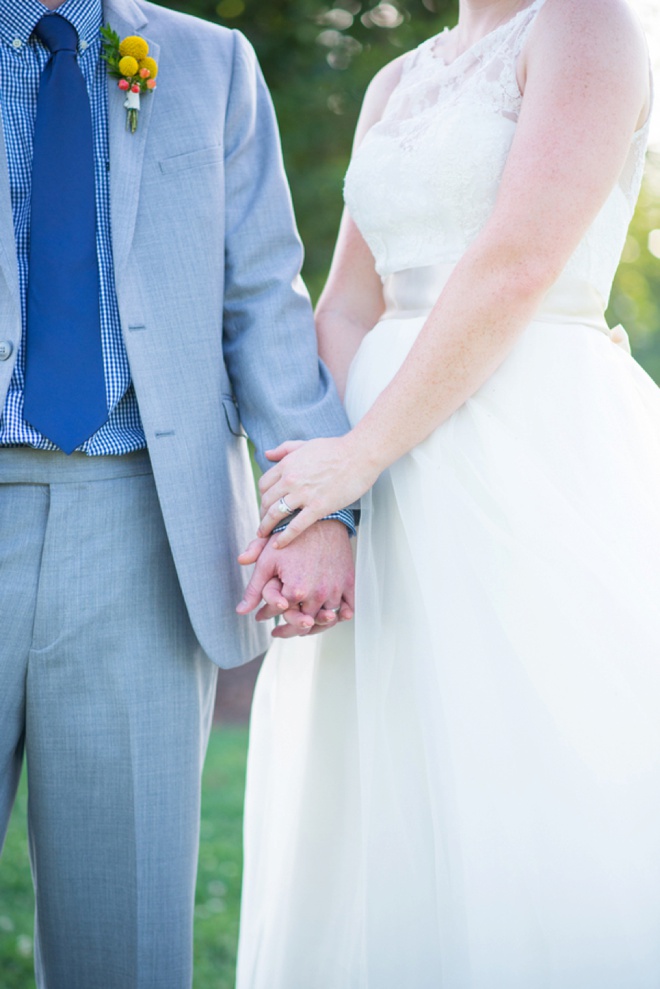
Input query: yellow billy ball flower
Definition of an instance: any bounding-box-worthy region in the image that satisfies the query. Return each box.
[119,35,149,60]
[118,55,139,77]
[139,57,159,79]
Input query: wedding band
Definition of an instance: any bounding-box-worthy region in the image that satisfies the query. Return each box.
[277,496,294,516]
[329,607,341,614]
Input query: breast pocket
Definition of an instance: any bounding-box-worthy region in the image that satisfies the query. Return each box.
[159,145,223,175]
[151,144,225,254]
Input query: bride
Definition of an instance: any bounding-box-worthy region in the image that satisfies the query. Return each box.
[236,0,660,985]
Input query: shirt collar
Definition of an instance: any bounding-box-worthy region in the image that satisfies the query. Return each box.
[0,0,102,50]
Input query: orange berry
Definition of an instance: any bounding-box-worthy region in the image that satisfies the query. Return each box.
[139,57,159,80]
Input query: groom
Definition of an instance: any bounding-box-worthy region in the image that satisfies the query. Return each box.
[0,0,354,987]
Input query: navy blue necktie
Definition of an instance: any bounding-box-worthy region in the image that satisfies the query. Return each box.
[24,14,107,455]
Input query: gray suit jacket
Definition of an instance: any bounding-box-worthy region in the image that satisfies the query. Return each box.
[0,0,351,668]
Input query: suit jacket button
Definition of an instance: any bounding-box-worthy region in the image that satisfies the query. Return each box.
[0,341,13,360]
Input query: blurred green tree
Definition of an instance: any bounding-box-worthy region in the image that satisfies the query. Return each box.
[608,154,660,381]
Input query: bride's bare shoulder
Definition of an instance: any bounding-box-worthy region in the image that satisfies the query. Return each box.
[520,0,649,124]
[367,53,408,103]
[528,0,647,64]
[353,54,407,145]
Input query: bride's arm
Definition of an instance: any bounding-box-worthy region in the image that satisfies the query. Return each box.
[314,57,405,397]
[259,0,650,544]
[314,212,383,399]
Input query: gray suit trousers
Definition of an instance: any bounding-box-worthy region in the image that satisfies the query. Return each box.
[0,448,218,989]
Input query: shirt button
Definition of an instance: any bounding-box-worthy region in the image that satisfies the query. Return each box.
[12,38,22,49]
[0,341,14,360]
[79,39,89,51]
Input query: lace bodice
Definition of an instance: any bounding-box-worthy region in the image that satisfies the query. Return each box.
[344,0,650,306]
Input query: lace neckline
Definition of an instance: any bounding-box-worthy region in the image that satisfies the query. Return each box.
[421,0,546,71]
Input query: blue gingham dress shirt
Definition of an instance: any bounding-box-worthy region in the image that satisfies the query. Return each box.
[0,0,145,455]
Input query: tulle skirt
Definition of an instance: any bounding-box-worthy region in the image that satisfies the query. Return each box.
[237,314,660,988]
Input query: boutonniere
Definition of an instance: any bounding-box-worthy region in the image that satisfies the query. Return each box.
[101,26,158,133]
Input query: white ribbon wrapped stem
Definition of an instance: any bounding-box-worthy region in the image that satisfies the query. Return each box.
[123,90,141,111]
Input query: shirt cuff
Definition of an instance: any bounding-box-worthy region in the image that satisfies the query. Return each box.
[273,507,357,538]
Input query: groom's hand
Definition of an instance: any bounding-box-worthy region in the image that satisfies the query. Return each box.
[236,521,354,636]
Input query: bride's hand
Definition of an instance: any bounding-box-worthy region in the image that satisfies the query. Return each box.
[257,434,378,547]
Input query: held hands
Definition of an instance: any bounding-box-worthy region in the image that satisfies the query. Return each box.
[257,434,378,548]
[235,432,376,638]
[236,521,355,638]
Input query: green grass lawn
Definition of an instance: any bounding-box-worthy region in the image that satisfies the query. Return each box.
[0,727,249,989]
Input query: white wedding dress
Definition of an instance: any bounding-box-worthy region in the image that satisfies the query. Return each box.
[237,2,660,986]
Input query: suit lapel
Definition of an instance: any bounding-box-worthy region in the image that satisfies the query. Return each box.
[103,0,158,287]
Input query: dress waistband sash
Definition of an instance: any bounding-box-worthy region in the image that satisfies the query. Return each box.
[381,262,610,336]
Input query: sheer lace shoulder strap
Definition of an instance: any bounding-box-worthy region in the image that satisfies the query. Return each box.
[380,0,551,127]
[401,31,444,78]
[508,0,549,61]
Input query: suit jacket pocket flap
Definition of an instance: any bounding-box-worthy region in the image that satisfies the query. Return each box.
[159,146,223,174]
[222,396,245,438]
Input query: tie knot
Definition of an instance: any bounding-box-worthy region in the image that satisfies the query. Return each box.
[34,14,78,55]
